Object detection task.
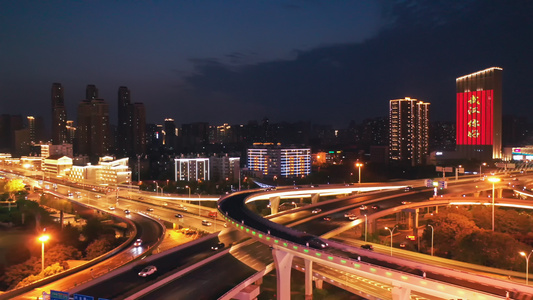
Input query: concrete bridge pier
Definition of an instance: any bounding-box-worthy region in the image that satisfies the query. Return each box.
[270,196,280,214]
[272,248,294,300]
[391,283,411,300]
[304,259,313,299]
[311,193,320,204]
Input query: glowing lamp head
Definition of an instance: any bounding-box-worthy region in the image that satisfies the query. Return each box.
[38,235,50,243]
[520,251,526,257]
[488,177,501,183]
[385,226,389,230]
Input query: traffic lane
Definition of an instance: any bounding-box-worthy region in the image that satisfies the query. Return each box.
[129,214,164,246]
[138,253,257,300]
[76,236,220,300]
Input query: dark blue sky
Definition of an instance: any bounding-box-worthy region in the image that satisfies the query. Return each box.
[1,1,532,128]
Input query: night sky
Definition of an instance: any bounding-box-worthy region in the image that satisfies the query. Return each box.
[1,1,532,128]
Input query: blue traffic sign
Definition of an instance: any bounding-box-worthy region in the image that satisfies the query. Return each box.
[50,290,69,300]
[73,294,94,300]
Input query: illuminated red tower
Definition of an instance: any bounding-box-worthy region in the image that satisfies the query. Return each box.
[456,67,502,160]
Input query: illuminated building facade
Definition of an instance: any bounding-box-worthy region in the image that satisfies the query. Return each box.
[247,143,311,178]
[456,67,502,160]
[51,83,68,145]
[389,97,430,166]
[42,155,72,178]
[68,156,131,185]
[174,157,210,181]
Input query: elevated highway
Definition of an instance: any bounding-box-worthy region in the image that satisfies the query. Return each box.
[218,187,533,300]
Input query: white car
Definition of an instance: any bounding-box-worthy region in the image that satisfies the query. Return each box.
[138,265,157,277]
[311,208,322,214]
[109,206,115,210]
[134,239,142,247]
[202,220,212,226]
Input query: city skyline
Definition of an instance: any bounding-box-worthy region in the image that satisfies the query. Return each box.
[2,1,533,128]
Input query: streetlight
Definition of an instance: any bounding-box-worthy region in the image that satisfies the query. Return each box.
[185,185,191,199]
[38,235,50,272]
[355,162,363,184]
[520,250,533,285]
[488,177,501,231]
[428,224,434,256]
[385,226,397,256]
[364,214,368,242]
[479,162,487,179]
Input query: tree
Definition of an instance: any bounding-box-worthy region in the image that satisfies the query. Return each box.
[14,263,64,289]
[4,179,25,201]
[455,229,529,271]
[425,211,477,257]
[85,238,113,260]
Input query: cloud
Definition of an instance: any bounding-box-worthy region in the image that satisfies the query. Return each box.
[174,0,533,127]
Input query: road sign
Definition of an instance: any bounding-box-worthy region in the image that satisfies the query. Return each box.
[436,166,443,172]
[444,167,453,172]
[425,179,433,187]
[50,290,69,300]
[438,180,447,189]
[73,294,94,300]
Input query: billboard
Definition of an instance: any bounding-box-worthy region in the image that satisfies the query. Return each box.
[456,90,493,145]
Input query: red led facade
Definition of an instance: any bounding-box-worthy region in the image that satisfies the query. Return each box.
[456,90,493,145]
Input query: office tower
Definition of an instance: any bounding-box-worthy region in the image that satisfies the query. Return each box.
[117,86,133,155]
[389,97,430,166]
[164,118,176,151]
[86,84,98,100]
[77,85,111,157]
[456,67,503,160]
[132,103,146,155]
[51,83,68,145]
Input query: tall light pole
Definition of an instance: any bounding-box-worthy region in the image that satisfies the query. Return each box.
[488,177,501,231]
[38,235,49,273]
[355,162,363,184]
[428,224,434,256]
[364,214,368,242]
[385,226,396,256]
[520,250,533,285]
[185,185,191,198]
[479,162,486,179]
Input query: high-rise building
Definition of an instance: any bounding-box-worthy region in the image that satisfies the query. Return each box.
[117,86,132,155]
[164,118,176,151]
[389,97,430,166]
[51,83,68,145]
[27,116,36,144]
[86,84,99,100]
[77,85,111,157]
[247,143,311,178]
[66,120,76,144]
[456,67,503,160]
[132,103,146,155]
[116,87,146,156]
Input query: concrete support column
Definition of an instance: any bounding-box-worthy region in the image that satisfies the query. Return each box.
[304,259,313,298]
[314,278,323,289]
[407,211,412,229]
[391,283,411,300]
[272,248,294,300]
[311,193,320,204]
[270,196,280,215]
